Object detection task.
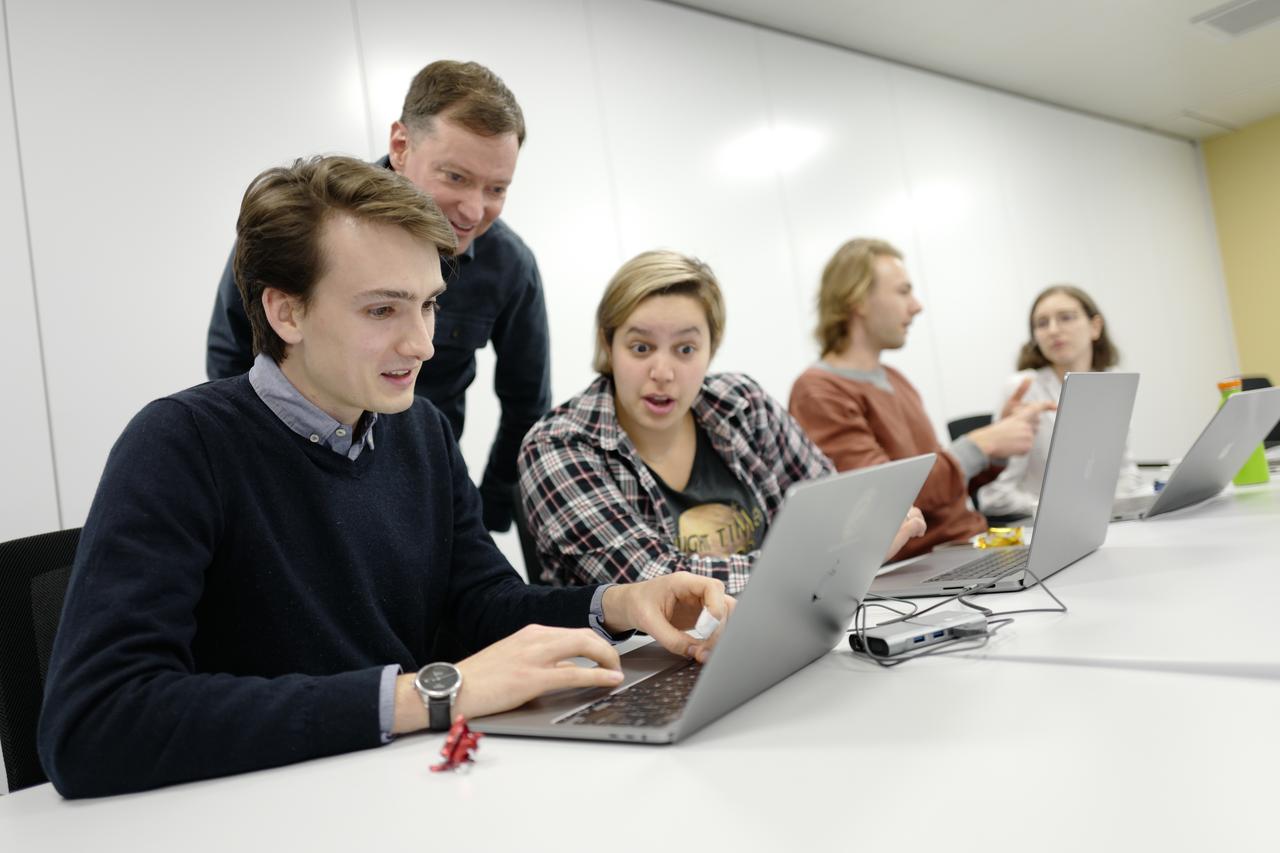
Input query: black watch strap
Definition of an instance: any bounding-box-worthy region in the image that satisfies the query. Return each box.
[428,695,452,731]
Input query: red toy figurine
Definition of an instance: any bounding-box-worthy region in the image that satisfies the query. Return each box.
[430,715,483,773]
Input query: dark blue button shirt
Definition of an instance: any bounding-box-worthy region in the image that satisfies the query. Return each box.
[206,156,552,531]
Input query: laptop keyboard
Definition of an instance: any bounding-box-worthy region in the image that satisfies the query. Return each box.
[924,547,1028,584]
[557,660,702,728]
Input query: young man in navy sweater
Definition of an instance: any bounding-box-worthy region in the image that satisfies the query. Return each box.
[39,156,729,798]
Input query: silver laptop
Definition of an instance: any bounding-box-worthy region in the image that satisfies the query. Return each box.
[470,454,935,744]
[1112,387,1280,521]
[871,372,1139,598]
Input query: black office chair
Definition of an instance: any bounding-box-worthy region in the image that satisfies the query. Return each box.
[944,414,1029,526]
[946,413,992,442]
[512,486,553,586]
[0,527,80,793]
[1241,376,1279,447]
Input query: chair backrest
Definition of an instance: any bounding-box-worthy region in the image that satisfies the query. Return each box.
[947,413,992,442]
[943,414,1031,525]
[1241,376,1280,445]
[512,485,553,585]
[0,527,80,794]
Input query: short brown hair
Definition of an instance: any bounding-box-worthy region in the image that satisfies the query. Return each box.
[593,251,725,375]
[400,60,526,145]
[815,237,903,356]
[1017,284,1119,371]
[234,155,457,363]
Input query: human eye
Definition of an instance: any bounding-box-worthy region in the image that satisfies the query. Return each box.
[629,342,651,355]
[488,185,507,198]
[423,298,441,315]
[1033,317,1050,329]
[443,171,466,185]
[1060,311,1079,323]
[368,305,394,319]
[677,343,697,356]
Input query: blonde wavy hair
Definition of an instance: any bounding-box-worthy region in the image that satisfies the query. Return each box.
[814,237,903,356]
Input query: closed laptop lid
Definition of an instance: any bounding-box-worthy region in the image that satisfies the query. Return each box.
[1025,371,1139,583]
[1148,387,1280,516]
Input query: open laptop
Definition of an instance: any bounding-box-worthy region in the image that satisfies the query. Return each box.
[1112,387,1280,521]
[870,372,1139,599]
[470,454,935,744]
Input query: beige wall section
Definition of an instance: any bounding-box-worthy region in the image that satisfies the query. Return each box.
[1202,114,1280,382]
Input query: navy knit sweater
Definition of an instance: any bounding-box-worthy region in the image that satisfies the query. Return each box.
[38,376,595,798]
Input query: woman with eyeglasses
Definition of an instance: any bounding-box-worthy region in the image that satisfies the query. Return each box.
[976,285,1145,518]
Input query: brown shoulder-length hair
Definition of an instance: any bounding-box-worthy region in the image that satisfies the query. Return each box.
[1016,284,1119,371]
[233,155,457,364]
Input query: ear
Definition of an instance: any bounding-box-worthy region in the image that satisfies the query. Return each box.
[596,328,613,372]
[262,287,305,348]
[388,121,411,172]
[1089,313,1104,341]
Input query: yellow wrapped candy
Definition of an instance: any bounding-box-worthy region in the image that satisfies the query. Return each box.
[974,527,1025,549]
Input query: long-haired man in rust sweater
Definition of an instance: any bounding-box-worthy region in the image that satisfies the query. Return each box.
[789,238,1053,562]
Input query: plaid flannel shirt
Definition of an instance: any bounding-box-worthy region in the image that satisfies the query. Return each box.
[518,373,833,593]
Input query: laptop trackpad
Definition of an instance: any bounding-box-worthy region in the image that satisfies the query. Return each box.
[475,640,680,722]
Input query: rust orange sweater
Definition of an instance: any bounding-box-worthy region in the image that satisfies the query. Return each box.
[789,364,987,561]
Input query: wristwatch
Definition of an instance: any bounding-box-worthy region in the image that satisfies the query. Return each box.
[414,662,463,731]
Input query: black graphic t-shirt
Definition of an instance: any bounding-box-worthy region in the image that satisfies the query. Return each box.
[649,425,766,556]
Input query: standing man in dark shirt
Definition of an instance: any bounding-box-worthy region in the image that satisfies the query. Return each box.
[207,60,549,532]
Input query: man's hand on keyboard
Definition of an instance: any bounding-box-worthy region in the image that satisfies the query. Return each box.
[602,574,735,663]
[392,626,624,733]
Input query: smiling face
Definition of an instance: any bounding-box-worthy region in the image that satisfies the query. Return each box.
[1031,290,1102,374]
[389,114,519,254]
[855,254,922,352]
[268,215,445,425]
[610,294,713,447]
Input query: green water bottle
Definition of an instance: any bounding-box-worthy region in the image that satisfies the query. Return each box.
[1218,377,1270,486]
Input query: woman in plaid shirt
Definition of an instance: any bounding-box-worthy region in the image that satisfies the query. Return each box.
[518,251,924,593]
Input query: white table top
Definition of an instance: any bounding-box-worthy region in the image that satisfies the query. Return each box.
[957,481,1280,671]
[3,481,1278,852]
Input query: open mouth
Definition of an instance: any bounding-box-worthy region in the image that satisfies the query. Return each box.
[381,368,415,386]
[643,394,676,416]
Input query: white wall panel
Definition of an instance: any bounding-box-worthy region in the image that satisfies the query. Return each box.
[887,63,1234,461]
[587,0,804,403]
[757,29,947,429]
[7,0,369,527]
[888,67,1030,435]
[0,10,59,541]
[989,97,1238,460]
[3,0,1242,544]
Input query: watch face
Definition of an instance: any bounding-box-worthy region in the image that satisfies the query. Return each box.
[418,663,460,697]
